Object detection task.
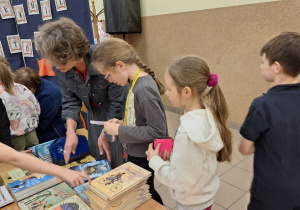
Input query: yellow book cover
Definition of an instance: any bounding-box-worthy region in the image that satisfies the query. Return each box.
[88,162,151,200]
[61,155,95,169]
[0,168,42,187]
[48,195,91,210]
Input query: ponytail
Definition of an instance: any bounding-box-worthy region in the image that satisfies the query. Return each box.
[204,85,232,162]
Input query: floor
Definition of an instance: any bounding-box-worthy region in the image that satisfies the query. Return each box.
[154,111,252,210]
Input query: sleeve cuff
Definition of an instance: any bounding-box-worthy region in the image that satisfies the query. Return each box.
[149,155,164,171]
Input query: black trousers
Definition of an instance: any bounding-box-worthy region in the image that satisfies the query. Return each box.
[248,196,300,210]
[128,155,163,205]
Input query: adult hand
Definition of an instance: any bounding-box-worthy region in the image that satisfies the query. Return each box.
[103,121,120,135]
[60,168,91,187]
[108,118,123,124]
[98,132,111,162]
[146,143,161,161]
[64,131,78,164]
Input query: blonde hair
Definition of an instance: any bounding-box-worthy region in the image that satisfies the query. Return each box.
[167,56,232,162]
[92,38,165,95]
[35,17,90,66]
[0,56,10,67]
[0,62,15,95]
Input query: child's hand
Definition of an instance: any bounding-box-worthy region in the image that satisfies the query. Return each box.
[108,118,124,125]
[103,121,120,135]
[161,150,170,161]
[146,143,161,161]
[60,168,91,187]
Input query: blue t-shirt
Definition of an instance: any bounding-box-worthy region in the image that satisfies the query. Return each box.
[240,83,300,205]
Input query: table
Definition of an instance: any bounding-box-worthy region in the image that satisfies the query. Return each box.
[0,162,166,210]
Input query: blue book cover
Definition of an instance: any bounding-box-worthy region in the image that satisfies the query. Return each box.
[35,140,55,158]
[8,174,55,195]
[73,183,89,204]
[69,159,111,180]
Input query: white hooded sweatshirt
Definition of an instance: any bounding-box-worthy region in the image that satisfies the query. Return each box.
[149,108,224,208]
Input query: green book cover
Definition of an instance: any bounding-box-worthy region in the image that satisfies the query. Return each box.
[17,182,76,210]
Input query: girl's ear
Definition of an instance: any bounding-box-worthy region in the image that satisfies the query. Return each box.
[115,61,126,70]
[182,86,192,98]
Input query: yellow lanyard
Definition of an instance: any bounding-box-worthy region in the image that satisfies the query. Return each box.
[123,69,142,126]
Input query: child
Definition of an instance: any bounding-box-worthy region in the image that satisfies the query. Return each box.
[239,32,300,210]
[91,38,168,205]
[0,142,91,187]
[0,60,40,151]
[146,56,232,210]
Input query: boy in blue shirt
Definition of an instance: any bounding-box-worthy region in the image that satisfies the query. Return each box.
[239,32,300,210]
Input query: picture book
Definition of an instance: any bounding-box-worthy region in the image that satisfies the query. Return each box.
[8,174,57,201]
[0,185,13,208]
[61,155,95,169]
[69,159,111,181]
[73,183,88,204]
[0,168,38,187]
[29,140,54,158]
[18,182,76,210]
[87,162,151,200]
[48,195,91,210]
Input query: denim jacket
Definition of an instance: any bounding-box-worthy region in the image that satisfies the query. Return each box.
[52,47,127,123]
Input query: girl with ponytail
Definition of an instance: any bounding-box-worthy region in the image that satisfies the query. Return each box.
[91,38,167,205]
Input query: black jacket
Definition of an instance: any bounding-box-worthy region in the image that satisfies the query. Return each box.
[0,99,12,147]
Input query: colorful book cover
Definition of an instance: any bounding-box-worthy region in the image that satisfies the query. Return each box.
[61,155,95,169]
[73,183,88,204]
[48,195,91,210]
[88,162,151,200]
[35,140,54,158]
[8,174,55,195]
[0,168,36,187]
[0,185,13,208]
[18,182,76,210]
[69,159,111,180]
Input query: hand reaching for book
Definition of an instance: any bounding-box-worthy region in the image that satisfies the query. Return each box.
[60,168,91,187]
[98,132,111,163]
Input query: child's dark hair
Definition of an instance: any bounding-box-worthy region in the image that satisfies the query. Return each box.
[167,56,232,162]
[91,38,165,95]
[261,32,300,77]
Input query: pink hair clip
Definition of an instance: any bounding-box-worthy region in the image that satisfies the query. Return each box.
[207,74,218,87]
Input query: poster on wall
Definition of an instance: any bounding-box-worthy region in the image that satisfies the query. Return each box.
[27,0,39,15]
[40,0,52,21]
[13,5,27,24]
[6,35,22,54]
[54,0,67,12]
[21,39,33,57]
[0,41,4,57]
[33,31,40,50]
[0,0,15,19]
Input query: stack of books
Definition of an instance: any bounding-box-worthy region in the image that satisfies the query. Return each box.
[48,194,91,210]
[0,185,13,208]
[29,140,55,162]
[0,168,34,187]
[69,159,111,181]
[8,173,57,201]
[85,162,152,209]
[18,182,77,209]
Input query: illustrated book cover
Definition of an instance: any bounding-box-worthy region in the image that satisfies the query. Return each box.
[61,155,95,169]
[73,183,88,204]
[87,162,151,200]
[48,195,91,210]
[8,174,57,201]
[17,182,77,210]
[0,185,13,208]
[0,168,40,187]
[69,159,111,181]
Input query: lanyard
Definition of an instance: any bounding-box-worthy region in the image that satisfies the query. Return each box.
[123,69,142,126]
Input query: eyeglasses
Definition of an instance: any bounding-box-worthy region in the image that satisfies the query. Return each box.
[103,66,115,81]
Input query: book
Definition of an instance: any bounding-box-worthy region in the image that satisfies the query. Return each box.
[0,168,38,187]
[73,183,89,204]
[69,159,111,181]
[87,162,151,201]
[61,155,95,169]
[29,140,55,162]
[48,195,91,210]
[8,174,57,201]
[18,182,76,210]
[0,185,13,208]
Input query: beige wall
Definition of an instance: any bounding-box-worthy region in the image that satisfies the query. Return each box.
[91,0,300,125]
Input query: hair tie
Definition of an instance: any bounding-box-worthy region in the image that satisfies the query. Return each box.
[207,73,218,87]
